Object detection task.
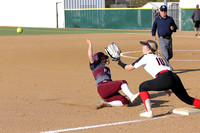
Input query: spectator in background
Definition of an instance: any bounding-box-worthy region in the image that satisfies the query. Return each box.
[190,4,200,36]
[154,9,160,19]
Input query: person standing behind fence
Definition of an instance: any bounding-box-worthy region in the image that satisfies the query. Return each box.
[190,4,200,36]
[154,9,160,19]
[152,5,177,62]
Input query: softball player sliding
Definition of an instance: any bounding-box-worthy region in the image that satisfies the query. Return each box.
[87,39,139,109]
[117,40,200,118]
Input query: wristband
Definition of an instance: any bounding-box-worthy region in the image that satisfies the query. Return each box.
[118,60,127,69]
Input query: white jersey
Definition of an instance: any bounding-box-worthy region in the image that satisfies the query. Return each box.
[133,54,172,78]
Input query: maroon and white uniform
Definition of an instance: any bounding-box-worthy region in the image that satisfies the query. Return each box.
[90,62,129,104]
[90,62,112,86]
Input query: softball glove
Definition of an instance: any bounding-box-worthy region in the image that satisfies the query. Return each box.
[105,42,121,61]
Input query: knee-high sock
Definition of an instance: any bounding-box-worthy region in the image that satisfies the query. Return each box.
[140,91,152,112]
[121,83,133,99]
[193,98,200,108]
[108,100,123,106]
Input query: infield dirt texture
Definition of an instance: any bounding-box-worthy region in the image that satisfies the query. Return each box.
[0,29,200,133]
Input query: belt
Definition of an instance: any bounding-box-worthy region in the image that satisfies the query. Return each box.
[156,70,169,78]
[159,36,171,39]
[98,80,111,85]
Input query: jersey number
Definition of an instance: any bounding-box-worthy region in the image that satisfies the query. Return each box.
[156,57,165,66]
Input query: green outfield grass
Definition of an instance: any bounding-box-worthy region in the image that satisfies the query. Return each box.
[0,27,150,36]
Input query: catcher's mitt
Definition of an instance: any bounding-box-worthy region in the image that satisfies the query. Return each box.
[105,42,121,61]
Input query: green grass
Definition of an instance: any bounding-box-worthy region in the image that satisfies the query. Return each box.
[0,27,150,36]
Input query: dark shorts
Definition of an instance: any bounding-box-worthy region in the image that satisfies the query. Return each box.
[97,80,129,104]
[194,20,200,27]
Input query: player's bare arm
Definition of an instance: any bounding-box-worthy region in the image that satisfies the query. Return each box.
[87,39,94,64]
[125,64,135,71]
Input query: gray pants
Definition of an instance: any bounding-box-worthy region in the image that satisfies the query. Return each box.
[158,38,173,61]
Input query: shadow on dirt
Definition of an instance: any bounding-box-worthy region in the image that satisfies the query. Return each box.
[128,91,170,107]
[153,111,173,117]
[174,69,200,74]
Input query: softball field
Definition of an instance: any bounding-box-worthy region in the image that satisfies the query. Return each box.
[0,29,200,133]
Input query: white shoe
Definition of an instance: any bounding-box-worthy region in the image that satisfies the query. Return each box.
[140,111,154,118]
[96,100,111,109]
[130,92,140,103]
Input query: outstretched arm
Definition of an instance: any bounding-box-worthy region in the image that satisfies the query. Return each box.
[118,61,135,71]
[125,64,135,71]
[87,39,94,64]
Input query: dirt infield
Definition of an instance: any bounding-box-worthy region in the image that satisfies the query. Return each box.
[0,31,200,133]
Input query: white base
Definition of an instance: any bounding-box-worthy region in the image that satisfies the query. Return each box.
[171,107,200,115]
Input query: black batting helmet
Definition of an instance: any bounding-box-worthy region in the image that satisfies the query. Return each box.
[93,52,109,63]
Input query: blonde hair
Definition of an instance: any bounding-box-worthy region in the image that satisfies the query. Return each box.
[147,40,158,53]
[155,51,171,67]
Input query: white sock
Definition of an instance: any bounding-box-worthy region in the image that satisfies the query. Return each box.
[145,98,152,112]
[121,83,134,99]
[108,100,123,106]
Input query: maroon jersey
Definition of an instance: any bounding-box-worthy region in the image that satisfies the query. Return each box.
[90,62,112,86]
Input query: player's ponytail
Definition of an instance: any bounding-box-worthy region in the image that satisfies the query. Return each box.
[155,52,173,70]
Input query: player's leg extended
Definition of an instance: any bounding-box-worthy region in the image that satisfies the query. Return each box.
[121,83,140,103]
[98,80,138,102]
[171,74,200,108]
[139,73,174,117]
[140,91,152,112]
[97,80,130,107]
[97,81,123,98]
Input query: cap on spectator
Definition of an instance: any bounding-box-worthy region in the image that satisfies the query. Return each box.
[160,5,167,11]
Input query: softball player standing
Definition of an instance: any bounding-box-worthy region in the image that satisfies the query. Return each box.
[87,39,139,109]
[117,40,200,118]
